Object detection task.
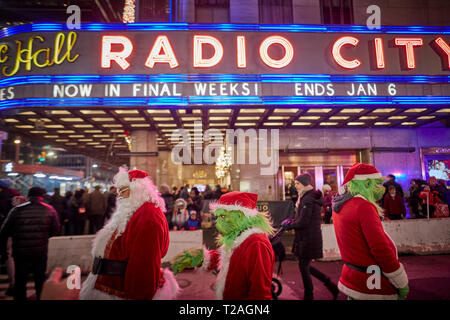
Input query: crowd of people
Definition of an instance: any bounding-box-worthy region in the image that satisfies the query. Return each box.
[159,184,228,231]
[287,173,449,223]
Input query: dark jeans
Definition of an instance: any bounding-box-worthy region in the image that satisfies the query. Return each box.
[324,207,332,224]
[74,214,87,235]
[298,258,330,300]
[14,255,47,301]
[88,215,104,234]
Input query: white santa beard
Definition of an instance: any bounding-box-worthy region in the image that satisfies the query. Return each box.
[91,196,143,258]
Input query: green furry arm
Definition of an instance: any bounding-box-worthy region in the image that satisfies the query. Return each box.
[171,248,204,275]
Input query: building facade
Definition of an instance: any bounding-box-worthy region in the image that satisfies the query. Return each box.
[0,0,449,199]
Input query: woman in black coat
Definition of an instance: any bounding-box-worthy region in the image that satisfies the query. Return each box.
[283,174,339,300]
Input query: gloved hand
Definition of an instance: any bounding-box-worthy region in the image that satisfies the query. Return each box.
[397,285,409,300]
[281,218,294,230]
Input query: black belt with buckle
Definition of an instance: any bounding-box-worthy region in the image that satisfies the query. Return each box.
[344,261,369,273]
[92,257,128,276]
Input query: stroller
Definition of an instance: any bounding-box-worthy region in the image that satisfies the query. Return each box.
[269,224,287,300]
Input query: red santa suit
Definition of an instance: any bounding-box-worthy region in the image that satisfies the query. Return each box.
[201,191,275,300]
[332,163,408,300]
[80,168,179,300]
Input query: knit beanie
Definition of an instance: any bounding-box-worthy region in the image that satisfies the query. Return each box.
[295,173,312,186]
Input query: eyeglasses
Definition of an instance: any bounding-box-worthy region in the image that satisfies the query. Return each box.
[117,187,130,195]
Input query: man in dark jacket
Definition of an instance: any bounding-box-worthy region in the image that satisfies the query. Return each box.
[50,188,65,234]
[283,174,338,300]
[86,186,107,234]
[0,187,60,300]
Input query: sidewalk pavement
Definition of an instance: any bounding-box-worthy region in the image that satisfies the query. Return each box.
[1,254,449,300]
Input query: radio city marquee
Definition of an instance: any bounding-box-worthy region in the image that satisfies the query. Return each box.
[0,28,449,103]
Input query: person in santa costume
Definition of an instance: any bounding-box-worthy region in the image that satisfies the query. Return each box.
[171,191,275,300]
[332,163,409,300]
[80,167,179,300]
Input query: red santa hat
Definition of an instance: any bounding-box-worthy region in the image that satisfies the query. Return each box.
[114,167,149,188]
[342,163,382,186]
[210,191,259,217]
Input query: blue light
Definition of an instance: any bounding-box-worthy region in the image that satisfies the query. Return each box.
[1,23,450,39]
[1,74,449,88]
[0,95,449,110]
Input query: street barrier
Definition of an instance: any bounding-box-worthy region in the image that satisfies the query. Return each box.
[46,219,450,272]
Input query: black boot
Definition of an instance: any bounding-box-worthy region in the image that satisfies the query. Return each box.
[325,280,339,300]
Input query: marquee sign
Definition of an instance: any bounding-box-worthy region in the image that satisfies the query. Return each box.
[0,23,449,108]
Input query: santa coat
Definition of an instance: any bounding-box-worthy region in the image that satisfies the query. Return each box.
[80,201,178,300]
[332,196,408,300]
[202,227,275,300]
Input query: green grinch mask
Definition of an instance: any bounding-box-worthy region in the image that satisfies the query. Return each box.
[348,178,385,214]
[214,208,274,249]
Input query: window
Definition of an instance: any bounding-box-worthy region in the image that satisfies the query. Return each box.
[259,0,293,24]
[138,0,175,22]
[195,0,229,23]
[321,0,354,25]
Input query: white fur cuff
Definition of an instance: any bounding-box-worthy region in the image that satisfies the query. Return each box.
[383,263,408,289]
[200,247,211,271]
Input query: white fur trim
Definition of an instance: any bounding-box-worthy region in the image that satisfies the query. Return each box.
[200,247,212,271]
[337,281,398,300]
[383,263,408,289]
[352,173,382,180]
[209,202,259,217]
[80,269,179,300]
[114,167,131,188]
[215,227,268,300]
[153,268,180,300]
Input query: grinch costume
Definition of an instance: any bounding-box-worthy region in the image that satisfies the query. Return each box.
[172,191,275,300]
[332,163,409,300]
[80,168,179,300]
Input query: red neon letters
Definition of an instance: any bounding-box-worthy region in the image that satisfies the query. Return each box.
[332,36,361,69]
[394,38,423,69]
[259,36,294,68]
[435,37,450,69]
[374,38,385,69]
[99,34,449,71]
[145,35,179,69]
[101,35,133,70]
[193,35,224,68]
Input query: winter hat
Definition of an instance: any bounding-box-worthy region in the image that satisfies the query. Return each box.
[28,187,46,197]
[210,191,259,217]
[295,173,312,186]
[114,167,149,188]
[342,163,382,186]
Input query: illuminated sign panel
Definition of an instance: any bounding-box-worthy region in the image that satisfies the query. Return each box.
[0,24,449,108]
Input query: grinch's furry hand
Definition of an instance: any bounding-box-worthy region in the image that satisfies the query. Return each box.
[170,248,204,275]
[397,285,409,300]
